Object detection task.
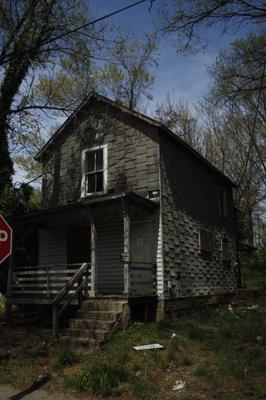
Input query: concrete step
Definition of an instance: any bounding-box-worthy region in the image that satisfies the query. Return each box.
[69,318,114,330]
[76,309,118,321]
[63,328,109,341]
[82,299,126,312]
[61,336,100,348]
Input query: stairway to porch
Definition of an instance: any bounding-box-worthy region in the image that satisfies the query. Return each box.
[61,297,128,347]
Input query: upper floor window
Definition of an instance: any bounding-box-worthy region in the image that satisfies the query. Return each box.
[199,229,213,256]
[81,145,107,196]
[219,187,227,217]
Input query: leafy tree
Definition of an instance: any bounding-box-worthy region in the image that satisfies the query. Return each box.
[95,33,158,110]
[35,31,158,112]
[0,0,103,193]
[207,32,266,179]
[201,32,266,244]
[160,0,266,54]
[154,93,202,150]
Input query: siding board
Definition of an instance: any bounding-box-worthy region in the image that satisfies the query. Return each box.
[38,228,67,265]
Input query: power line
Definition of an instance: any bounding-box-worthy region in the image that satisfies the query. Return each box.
[45,0,156,45]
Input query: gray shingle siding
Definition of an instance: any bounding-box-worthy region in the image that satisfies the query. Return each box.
[40,98,238,301]
[41,102,160,208]
[159,133,238,298]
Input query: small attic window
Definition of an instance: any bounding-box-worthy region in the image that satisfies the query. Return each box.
[81,145,107,196]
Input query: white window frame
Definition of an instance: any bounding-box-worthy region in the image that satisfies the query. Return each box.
[81,144,107,197]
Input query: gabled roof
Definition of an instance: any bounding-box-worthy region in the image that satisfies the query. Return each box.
[36,91,236,187]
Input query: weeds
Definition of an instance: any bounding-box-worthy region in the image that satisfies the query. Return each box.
[88,354,128,397]
[130,373,159,399]
[1,299,265,399]
[52,343,78,371]
[195,361,216,377]
[182,356,193,366]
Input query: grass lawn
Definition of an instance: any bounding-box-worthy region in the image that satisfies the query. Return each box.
[0,298,265,400]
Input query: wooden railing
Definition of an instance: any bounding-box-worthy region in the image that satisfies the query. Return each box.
[52,262,90,336]
[10,263,86,302]
[124,261,156,297]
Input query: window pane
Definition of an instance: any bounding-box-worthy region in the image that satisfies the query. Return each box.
[86,174,95,193]
[96,172,103,192]
[86,151,95,173]
[96,149,103,170]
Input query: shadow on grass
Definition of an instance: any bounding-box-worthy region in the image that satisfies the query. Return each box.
[8,374,50,400]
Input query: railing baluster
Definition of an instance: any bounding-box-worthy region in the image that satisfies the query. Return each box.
[52,262,90,337]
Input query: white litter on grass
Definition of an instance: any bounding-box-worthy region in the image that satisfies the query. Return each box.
[172,380,185,391]
[171,333,177,340]
[228,305,233,313]
[133,343,164,351]
[257,336,263,341]
[247,305,258,310]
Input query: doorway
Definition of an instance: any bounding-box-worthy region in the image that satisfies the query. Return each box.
[66,225,91,264]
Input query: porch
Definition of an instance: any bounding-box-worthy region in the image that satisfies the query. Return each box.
[7,192,160,333]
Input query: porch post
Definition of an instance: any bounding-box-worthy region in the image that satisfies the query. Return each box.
[123,209,130,296]
[90,215,97,297]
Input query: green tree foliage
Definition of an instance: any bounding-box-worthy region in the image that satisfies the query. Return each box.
[35,31,158,112]
[202,32,265,244]
[0,0,101,193]
[95,33,158,110]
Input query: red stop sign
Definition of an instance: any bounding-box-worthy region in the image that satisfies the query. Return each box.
[0,215,12,264]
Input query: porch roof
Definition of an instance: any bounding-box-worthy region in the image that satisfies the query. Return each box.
[9,192,158,225]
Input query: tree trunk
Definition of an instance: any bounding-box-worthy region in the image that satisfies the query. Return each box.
[0,55,31,193]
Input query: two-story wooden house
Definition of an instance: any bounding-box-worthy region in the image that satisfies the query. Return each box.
[8,92,239,345]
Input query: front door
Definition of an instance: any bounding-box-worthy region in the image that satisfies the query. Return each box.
[131,221,152,264]
[66,225,91,264]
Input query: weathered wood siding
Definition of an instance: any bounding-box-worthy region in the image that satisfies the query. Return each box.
[41,100,160,209]
[159,133,238,298]
[155,210,164,296]
[96,213,124,295]
[38,228,67,265]
[132,210,163,296]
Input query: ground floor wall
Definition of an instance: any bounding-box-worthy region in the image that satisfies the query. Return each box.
[36,205,163,296]
[155,289,261,321]
[160,201,238,298]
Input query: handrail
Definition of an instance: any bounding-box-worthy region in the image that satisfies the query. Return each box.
[52,262,90,336]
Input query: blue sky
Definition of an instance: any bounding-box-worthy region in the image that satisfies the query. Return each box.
[89,0,249,107]
[14,0,251,184]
